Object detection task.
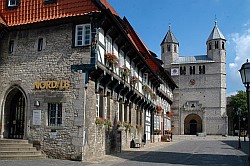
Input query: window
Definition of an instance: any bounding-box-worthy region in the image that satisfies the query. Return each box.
[199,65,205,74]
[38,38,43,51]
[209,42,212,50]
[222,41,225,50]
[7,0,18,7]
[143,73,148,84]
[215,41,219,49]
[9,40,14,53]
[174,45,177,52]
[190,66,195,75]
[105,35,112,53]
[180,66,186,75]
[96,94,100,117]
[44,0,57,4]
[162,46,164,53]
[75,24,91,47]
[167,45,170,52]
[48,103,62,126]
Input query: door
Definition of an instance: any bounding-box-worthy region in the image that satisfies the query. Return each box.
[190,119,197,135]
[8,91,25,139]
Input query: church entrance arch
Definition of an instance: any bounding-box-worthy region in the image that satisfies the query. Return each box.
[184,114,202,135]
[4,86,26,139]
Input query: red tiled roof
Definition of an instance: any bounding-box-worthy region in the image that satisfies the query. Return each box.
[100,0,119,16]
[122,17,158,72]
[0,0,117,27]
[0,15,7,26]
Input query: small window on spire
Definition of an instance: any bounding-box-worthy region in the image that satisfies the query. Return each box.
[215,41,219,49]
[174,45,177,52]
[167,45,170,52]
[209,42,212,50]
[222,41,225,50]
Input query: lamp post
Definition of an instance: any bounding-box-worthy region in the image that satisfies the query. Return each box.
[243,117,246,142]
[239,59,250,162]
[237,108,241,149]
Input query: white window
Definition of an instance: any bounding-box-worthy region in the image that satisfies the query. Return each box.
[48,103,62,126]
[75,24,91,47]
[105,35,112,53]
[96,94,100,117]
[8,0,18,7]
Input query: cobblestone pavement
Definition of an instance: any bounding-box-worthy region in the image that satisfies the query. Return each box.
[0,135,248,166]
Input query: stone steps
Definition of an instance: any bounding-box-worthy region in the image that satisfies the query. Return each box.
[0,139,46,160]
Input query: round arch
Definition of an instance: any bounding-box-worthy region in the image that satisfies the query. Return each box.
[184,114,202,135]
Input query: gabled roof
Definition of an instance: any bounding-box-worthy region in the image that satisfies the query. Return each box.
[161,26,179,45]
[172,55,214,64]
[207,23,225,42]
[0,0,118,27]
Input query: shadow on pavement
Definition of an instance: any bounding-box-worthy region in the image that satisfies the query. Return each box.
[113,149,248,165]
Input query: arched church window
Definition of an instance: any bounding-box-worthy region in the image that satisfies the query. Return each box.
[162,47,164,53]
[167,45,170,52]
[209,42,212,50]
[222,41,225,50]
[215,41,219,49]
[174,45,177,52]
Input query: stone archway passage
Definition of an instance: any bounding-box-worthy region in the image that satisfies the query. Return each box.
[4,88,25,139]
[184,114,202,135]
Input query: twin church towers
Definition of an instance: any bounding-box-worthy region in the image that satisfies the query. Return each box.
[161,22,227,135]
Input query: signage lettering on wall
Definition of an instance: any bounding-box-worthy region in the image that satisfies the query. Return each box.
[33,80,70,90]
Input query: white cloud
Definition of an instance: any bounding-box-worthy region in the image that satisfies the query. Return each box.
[228,28,250,83]
[227,91,237,97]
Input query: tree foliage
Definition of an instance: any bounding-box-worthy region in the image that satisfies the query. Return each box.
[230,90,247,117]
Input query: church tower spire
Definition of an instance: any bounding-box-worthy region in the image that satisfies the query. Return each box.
[206,21,226,62]
[161,24,179,71]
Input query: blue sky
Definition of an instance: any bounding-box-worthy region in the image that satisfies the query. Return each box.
[108,0,250,96]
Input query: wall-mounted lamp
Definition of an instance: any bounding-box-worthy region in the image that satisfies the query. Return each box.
[34,100,40,107]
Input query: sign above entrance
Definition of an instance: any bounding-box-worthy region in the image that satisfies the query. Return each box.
[33,80,70,90]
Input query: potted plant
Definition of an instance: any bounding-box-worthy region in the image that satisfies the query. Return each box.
[120,66,130,80]
[104,53,119,68]
[104,118,112,127]
[130,76,139,84]
[95,117,104,125]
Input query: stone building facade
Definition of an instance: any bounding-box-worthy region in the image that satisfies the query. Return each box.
[0,0,176,161]
[161,24,228,135]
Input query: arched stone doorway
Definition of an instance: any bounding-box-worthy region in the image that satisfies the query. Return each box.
[184,114,202,135]
[4,87,26,139]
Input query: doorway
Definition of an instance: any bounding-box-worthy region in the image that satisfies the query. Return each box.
[4,87,26,139]
[184,114,202,135]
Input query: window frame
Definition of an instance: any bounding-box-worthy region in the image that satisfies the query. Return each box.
[7,0,18,8]
[8,40,14,53]
[48,103,62,126]
[38,38,43,51]
[74,24,91,47]
[44,0,57,4]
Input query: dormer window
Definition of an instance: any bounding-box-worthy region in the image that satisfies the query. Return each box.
[7,0,18,8]
[44,0,57,4]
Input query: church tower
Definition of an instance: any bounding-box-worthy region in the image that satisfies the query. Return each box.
[206,21,226,63]
[206,21,227,116]
[161,25,179,71]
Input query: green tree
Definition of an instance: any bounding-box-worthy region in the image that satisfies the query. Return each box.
[230,90,247,116]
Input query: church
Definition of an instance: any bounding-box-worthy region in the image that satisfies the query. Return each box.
[161,22,228,135]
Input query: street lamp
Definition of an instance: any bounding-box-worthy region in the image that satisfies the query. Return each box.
[237,108,241,149]
[243,117,246,142]
[239,59,250,162]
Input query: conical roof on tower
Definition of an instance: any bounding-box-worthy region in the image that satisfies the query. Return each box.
[161,25,179,45]
[207,22,225,42]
